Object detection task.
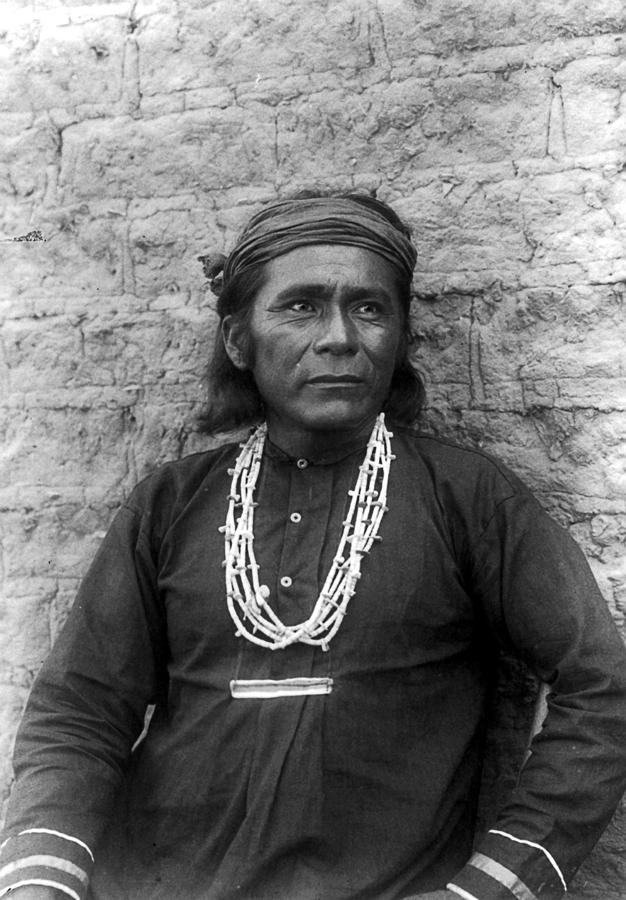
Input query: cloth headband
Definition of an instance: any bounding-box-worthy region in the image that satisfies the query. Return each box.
[219,197,417,286]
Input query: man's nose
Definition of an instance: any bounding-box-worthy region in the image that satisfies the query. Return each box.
[313,308,358,354]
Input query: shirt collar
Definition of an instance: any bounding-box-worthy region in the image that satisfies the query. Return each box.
[264,432,370,467]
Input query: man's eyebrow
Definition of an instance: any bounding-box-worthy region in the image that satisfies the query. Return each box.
[343,285,394,303]
[273,284,394,303]
[274,284,335,301]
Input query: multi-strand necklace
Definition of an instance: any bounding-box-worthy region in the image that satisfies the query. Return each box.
[222,413,394,653]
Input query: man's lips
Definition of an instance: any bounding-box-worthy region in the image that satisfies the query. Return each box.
[306,374,365,384]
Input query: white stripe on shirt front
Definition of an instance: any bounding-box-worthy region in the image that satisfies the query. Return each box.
[230,677,333,698]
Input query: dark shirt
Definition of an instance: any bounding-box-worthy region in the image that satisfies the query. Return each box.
[1,427,625,900]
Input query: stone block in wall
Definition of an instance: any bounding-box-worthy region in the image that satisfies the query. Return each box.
[273,69,551,189]
[2,316,85,389]
[0,213,126,298]
[420,67,552,165]
[76,313,170,387]
[411,292,472,388]
[404,166,626,287]
[0,504,109,583]
[406,177,533,281]
[442,407,624,512]
[0,8,127,114]
[457,291,626,412]
[1,304,214,397]
[518,169,626,271]
[0,590,54,673]
[1,396,138,499]
[374,0,626,58]
[136,0,376,99]
[128,203,224,297]
[59,110,278,201]
[410,284,624,423]
[556,56,626,156]
[0,117,63,215]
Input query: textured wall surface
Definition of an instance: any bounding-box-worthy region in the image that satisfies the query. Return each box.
[1,1,626,897]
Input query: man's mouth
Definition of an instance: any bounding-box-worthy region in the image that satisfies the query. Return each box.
[307,375,364,385]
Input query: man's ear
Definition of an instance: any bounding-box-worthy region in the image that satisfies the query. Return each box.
[222,315,248,371]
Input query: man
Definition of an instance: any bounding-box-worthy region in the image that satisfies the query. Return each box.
[1,195,625,900]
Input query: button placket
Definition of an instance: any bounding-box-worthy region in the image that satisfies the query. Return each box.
[274,459,329,619]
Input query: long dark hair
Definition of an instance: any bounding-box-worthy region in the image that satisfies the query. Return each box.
[197,194,425,435]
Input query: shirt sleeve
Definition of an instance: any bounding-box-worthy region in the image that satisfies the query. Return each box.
[0,502,167,900]
[448,488,626,900]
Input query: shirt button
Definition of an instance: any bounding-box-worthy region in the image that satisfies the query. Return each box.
[290,512,302,524]
[296,458,308,469]
[280,576,293,588]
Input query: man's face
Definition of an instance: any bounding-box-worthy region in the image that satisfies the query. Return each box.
[223,244,405,442]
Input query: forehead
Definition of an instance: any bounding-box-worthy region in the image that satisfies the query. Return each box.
[261,244,400,292]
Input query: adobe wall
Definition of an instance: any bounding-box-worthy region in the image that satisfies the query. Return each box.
[1,2,625,896]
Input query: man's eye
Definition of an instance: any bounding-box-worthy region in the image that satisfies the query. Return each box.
[354,302,381,316]
[287,301,315,313]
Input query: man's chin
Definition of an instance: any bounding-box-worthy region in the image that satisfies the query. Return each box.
[297,404,379,434]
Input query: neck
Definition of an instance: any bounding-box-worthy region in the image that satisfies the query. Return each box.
[265,413,380,462]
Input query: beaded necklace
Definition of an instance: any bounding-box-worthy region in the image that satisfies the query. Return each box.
[222,413,394,652]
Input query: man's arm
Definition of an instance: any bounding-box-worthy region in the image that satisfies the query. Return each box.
[0,503,165,900]
[448,487,626,900]
[0,827,96,900]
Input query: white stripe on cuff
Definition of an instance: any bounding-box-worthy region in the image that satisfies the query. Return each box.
[471,852,537,900]
[488,829,567,892]
[447,884,482,900]
[0,878,81,900]
[18,828,94,862]
[0,854,88,884]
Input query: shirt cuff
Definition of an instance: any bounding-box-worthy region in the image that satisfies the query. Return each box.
[447,829,567,900]
[0,828,94,900]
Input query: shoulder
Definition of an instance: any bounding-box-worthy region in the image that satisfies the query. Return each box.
[389,425,541,537]
[121,438,242,527]
[392,425,526,494]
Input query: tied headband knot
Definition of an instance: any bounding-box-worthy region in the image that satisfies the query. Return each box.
[199,197,417,297]
[197,251,227,295]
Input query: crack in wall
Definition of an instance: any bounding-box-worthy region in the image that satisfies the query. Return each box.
[468,298,487,406]
[370,0,392,74]
[121,0,142,117]
[273,111,280,183]
[546,72,567,158]
[121,199,136,295]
